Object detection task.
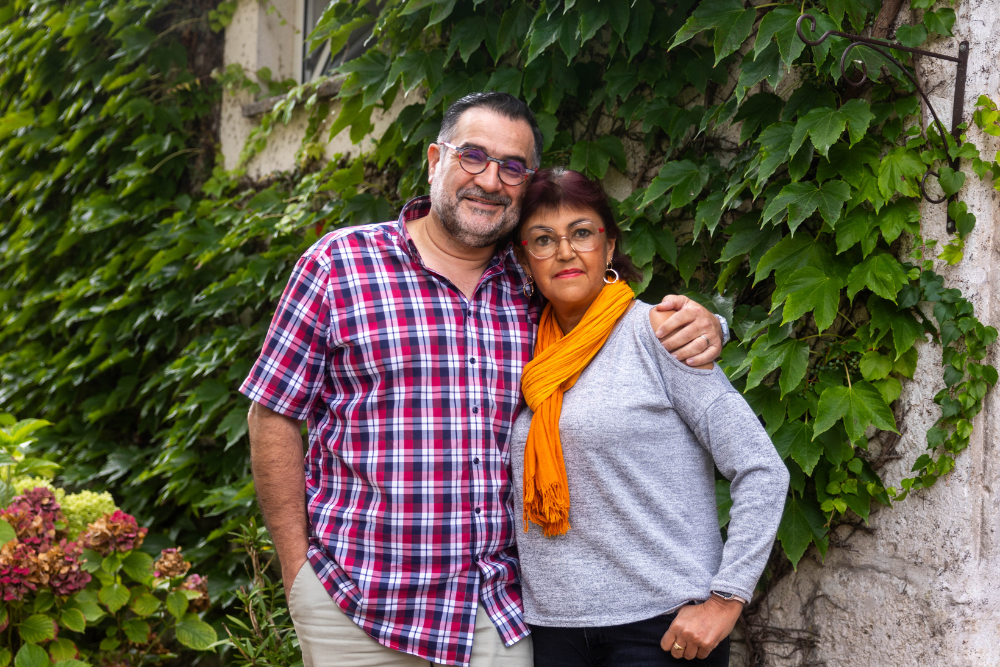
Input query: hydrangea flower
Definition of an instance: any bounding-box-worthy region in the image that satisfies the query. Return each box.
[0,541,38,601]
[61,489,117,538]
[12,476,65,502]
[179,573,210,613]
[1,486,65,549]
[41,539,91,596]
[81,510,147,555]
[153,547,191,578]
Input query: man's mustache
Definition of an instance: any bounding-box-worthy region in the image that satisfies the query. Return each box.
[457,187,511,208]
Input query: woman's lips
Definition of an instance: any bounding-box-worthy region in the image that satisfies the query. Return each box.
[553,269,585,279]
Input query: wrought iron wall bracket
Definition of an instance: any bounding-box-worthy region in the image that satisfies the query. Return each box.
[795,14,970,232]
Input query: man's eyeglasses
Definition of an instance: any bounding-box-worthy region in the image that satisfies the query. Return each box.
[521,222,605,260]
[436,141,536,186]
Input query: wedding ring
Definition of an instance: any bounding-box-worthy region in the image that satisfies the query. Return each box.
[699,334,711,347]
[672,642,685,651]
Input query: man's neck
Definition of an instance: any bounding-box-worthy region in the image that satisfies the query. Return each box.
[407,211,497,299]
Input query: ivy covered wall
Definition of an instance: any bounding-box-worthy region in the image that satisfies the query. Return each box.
[3,0,1000,662]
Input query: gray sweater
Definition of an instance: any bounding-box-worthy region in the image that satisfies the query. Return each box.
[510,301,789,627]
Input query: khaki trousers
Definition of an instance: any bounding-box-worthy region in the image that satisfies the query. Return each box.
[288,561,533,667]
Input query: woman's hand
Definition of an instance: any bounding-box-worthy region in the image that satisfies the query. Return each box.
[654,295,724,366]
[660,596,743,660]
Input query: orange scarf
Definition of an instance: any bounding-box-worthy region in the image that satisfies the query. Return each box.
[521,280,635,537]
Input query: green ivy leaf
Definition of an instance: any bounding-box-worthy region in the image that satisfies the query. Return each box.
[734,92,783,143]
[497,1,534,56]
[715,479,733,528]
[895,23,927,48]
[813,381,898,442]
[671,0,755,65]
[624,0,654,60]
[735,41,782,101]
[756,121,794,185]
[693,191,726,241]
[746,338,809,396]
[641,160,710,212]
[827,0,872,33]
[777,495,828,569]
[772,267,846,332]
[175,615,218,651]
[878,147,924,199]
[924,8,956,36]
[762,180,851,233]
[569,136,626,179]
[525,9,565,65]
[859,351,893,380]
[775,420,822,474]
[835,209,878,257]
[846,252,909,302]
[874,199,921,244]
[839,99,874,147]
[448,16,489,63]
[790,106,847,158]
[937,167,966,197]
[754,6,805,69]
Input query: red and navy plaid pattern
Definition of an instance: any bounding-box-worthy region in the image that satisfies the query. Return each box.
[240,196,535,666]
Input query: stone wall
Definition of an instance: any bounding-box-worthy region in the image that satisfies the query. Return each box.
[749,0,1000,664]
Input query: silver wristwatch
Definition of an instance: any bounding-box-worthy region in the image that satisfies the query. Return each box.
[714,314,730,346]
[711,590,747,604]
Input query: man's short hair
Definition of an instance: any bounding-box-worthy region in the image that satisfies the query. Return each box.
[438,92,544,169]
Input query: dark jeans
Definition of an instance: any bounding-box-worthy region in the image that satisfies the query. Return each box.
[529,613,730,667]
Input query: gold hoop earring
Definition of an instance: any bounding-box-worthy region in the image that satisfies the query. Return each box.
[604,263,619,284]
[523,275,535,297]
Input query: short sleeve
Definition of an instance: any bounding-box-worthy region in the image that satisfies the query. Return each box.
[239,248,331,420]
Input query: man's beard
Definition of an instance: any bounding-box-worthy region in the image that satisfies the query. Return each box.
[430,180,520,249]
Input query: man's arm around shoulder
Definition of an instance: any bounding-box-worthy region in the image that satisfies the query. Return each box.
[248,401,309,598]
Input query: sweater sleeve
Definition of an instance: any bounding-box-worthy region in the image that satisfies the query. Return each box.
[691,392,789,600]
[641,309,789,601]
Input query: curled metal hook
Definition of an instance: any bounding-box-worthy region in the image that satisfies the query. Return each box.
[794,13,968,213]
[840,42,869,87]
[920,170,948,204]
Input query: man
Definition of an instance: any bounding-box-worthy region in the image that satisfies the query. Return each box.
[241,92,727,667]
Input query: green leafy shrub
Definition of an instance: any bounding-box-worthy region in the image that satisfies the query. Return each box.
[0,417,218,666]
[222,521,302,667]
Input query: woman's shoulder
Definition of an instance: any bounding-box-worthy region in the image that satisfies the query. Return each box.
[637,300,714,371]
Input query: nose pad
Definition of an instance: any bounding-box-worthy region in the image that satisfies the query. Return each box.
[474,160,503,191]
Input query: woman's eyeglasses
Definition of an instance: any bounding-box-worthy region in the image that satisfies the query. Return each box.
[521,222,605,260]
[436,141,536,186]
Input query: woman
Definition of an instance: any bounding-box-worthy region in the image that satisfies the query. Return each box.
[510,168,789,666]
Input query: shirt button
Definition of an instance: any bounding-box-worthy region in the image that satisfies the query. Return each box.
[475,507,482,514]
[473,457,480,464]
[472,406,479,414]
[469,357,477,364]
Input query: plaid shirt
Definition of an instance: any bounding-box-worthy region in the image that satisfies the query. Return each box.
[240,196,536,666]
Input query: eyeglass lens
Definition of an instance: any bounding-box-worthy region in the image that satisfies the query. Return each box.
[524,223,603,259]
[459,148,528,185]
